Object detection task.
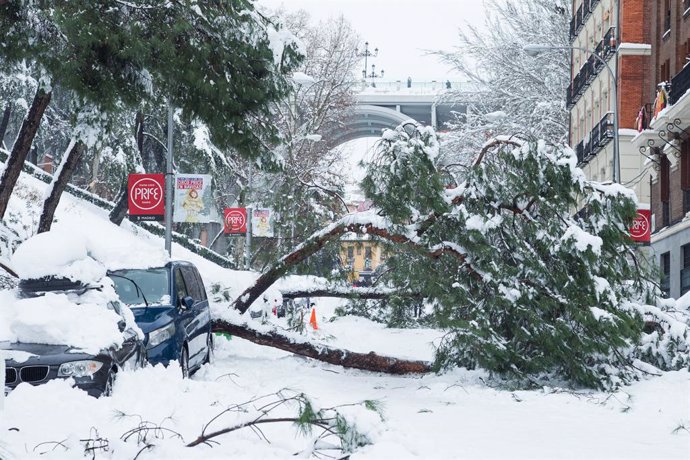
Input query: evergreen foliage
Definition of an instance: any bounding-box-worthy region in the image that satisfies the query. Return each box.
[0,0,302,158]
[360,124,687,388]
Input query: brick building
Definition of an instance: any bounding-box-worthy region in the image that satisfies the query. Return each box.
[570,0,690,298]
[630,0,690,298]
[568,0,654,204]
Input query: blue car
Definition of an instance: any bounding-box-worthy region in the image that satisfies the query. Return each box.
[108,261,212,377]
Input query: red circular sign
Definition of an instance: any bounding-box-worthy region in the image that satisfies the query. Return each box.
[129,177,163,211]
[225,210,246,232]
[630,211,650,239]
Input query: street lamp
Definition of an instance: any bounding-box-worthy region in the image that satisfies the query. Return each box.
[363,64,384,87]
[356,41,383,87]
[524,44,620,184]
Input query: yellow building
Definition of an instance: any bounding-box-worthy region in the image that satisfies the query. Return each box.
[339,234,385,285]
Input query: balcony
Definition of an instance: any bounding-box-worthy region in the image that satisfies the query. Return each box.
[575,113,614,166]
[575,140,584,164]
[602,27,616,59]
[670,63,690,105]
[590,123,601,153]
[567,30,616,108]
[599,112,614,142]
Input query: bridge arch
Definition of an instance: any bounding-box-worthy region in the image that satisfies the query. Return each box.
[331,104,414,145]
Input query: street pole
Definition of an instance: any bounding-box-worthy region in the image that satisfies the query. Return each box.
[523,44,620,183]
[245,162,253,270]
[165,101,174,256]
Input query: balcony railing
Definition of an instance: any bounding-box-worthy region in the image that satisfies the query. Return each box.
[575,113,614,166]
[590,123,601,153]
[575,140,584,164]
[566,29,616,107]
[570,0,601,41]
[602,27,616,59]
[670,63,690,105]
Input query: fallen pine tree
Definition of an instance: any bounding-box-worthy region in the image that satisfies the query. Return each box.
[211,318,432,375]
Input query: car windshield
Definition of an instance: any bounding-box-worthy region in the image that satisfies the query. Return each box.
[110,268,169,306]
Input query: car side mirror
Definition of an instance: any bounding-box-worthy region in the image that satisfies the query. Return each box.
[180,296,194,310]
[117,320,126,333]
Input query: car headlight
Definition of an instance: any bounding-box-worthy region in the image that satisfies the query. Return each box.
[148,323,176,348]
[58,360,104,378]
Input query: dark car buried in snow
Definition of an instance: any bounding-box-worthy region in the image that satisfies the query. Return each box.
[3,278,146,398]
[108,261,212,377]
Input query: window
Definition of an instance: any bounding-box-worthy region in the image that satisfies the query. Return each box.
[661,252,671,298]
[347,247,354,259]
[181,266,202,301]
[356,246,362,256]
[664,0,672,33]
[682,141,690,213]
[682,245,690,295]
[660,152,671,227]
[174,268,188,303]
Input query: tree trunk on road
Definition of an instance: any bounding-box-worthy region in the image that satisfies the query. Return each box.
[38,140,86,233]
[0,87,51,219]
[212,319,432,374]
[281,287,420,300]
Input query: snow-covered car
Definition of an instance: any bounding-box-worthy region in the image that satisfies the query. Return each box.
[108,261,212,377]
[3,280,145,397]
[2,230,147,398]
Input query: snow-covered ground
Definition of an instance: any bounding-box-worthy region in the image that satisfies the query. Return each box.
[1,172,689,459]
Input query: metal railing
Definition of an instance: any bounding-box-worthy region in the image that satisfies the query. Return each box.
[570,0,601,41]
[670,64,690,105]
[575,113,613,166]
[566,29,616,107]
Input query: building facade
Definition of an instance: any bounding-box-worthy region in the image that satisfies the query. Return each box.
[631,0,690,298]
[568,0,654,204]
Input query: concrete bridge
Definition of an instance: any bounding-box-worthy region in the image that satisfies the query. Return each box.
[333,81,470,144]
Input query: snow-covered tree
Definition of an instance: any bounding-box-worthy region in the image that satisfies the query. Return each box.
[0,0,302,223]
[438,0,570,174]
[360,125,685,387]
[241,12,361,273]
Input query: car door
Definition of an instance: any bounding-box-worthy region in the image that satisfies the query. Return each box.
[110,302,142,370]
[180,266,208,366]
[173,267,196,361]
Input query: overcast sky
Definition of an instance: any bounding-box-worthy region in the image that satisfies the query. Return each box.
[256,0,486,82]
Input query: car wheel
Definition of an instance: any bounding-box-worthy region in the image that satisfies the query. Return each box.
[180,346,190,378]
[101,370,116,398]
[202,332,214,365]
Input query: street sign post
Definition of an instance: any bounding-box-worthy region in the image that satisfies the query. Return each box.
[128,174,165,221]
[223,207,247,234]
[629,208,651,244]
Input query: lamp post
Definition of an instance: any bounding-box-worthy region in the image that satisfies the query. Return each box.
[524,44,620,184]
[356,41,382,87]
[364,64,384,87]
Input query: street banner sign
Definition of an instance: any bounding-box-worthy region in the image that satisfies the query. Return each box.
[224,207,247,234]
[128,173,165,221]
[252,208,274,237]
[173,174,213,223]
[629,208,651,243]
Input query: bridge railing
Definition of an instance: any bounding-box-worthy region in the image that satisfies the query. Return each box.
[357,80,471,95]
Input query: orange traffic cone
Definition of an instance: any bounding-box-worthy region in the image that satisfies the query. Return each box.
[309,307,318,330]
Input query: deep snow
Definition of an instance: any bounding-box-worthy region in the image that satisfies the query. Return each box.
[0,167,689,459]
